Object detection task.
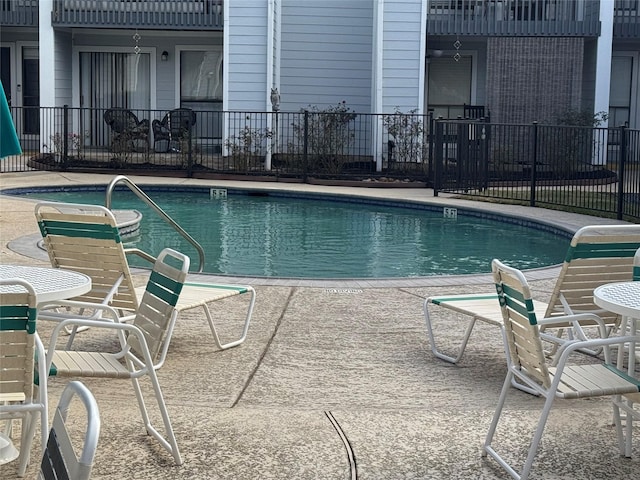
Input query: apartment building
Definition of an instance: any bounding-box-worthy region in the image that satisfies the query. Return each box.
[1,0,638,156]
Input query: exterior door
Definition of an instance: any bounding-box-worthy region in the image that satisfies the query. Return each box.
[609,55,636,129]
[1,46,11,105]
[427,55,472,119]
[179,48,223,151]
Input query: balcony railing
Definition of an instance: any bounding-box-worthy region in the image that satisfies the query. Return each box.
[0,0,38,26]
[614,0,640,37]
[51,0,223,30]
[427,0,601,36]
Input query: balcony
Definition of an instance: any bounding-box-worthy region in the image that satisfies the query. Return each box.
[0,0,38,27]
[427,0,601,36]
[51,0,223,30]
[614,0,640,38]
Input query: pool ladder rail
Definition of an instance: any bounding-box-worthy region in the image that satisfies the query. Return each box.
[105,175,206,272]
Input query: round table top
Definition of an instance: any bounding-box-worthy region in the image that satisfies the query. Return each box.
[593,281,640,318]
[0,264,92,304]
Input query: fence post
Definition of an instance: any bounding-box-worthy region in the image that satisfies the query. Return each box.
[617,125,627,220]
[482,116,490,191]
[62,105,69,170]
[303,109,309,182]
[187,129,193,178]
[530,121,538,207]
[427,111,434,180]
[433,120,444,196]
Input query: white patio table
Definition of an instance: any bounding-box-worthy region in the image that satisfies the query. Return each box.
[593,281,640,458]
[0,264,91,304]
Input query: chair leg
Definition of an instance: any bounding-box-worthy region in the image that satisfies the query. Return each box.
[482,372,523,478]
[483,371,555,480]
[613,395,637,458]
[519,393,557,480]
[127,361,182,465]
[203,288,256,350]
[16,411,38,477]
[423,298,477,364]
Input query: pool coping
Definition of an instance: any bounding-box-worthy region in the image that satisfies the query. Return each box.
[1,173,628,287]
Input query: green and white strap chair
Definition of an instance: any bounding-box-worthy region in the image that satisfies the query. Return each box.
[0,279,48,477]
[35,201,141,345]
[482,259,640,480]
[40,381,100,480]
[44,248,189,465]
[424,224,640,377]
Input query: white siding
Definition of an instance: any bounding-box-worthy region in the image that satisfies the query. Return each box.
[382,0,423,113]
[280,0,373,112]
[227,1,269,112]
[54,31,73,107]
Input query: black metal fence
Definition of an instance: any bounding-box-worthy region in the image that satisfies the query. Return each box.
[2,105,640,222]
[433,119,640,222]
[1,105,430,181]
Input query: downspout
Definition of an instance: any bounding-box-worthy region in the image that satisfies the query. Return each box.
[265,0,275,170]
[373,0,384,172]
[418,0,428,116]
[222,0,230,157]
[39,0,56,153]
[592,0,614,166]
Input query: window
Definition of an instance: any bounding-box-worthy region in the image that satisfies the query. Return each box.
[180,49,223,147]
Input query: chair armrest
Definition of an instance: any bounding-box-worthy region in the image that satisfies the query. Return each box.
[46,317,155,372]
[134,119,150,135]
[38,299,122,322]
[537,312,606,329]
[553,334,640,367]
[152,119,169,135]
[124,247,156,264]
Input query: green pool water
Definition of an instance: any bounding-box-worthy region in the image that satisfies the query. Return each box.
[15,186,569,278]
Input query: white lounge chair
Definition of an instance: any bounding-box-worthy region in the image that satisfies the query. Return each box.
[36,200,256,351]
[35,201,140,345]
[424,224,640,374]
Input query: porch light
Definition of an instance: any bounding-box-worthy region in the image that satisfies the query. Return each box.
[161,51,169,62]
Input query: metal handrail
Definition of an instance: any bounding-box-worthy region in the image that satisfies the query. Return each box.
[104,175,205,272]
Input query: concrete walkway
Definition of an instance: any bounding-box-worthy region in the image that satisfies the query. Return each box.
[1,172,638,479]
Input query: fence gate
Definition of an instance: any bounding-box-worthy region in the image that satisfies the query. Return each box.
[433,119,489,194]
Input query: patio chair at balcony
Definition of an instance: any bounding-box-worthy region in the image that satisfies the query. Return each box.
[40,381,100,480]
[44,248,190,466]
[0,279,48,477]
[152,108,197,152]
[482,259,640,480]
[463,103,485,119]
[423,224,640,392]
[103,108,150,152]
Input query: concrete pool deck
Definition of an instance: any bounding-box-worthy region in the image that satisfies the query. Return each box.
[1,171,638,479]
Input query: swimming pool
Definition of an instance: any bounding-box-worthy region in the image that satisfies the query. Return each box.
[7,185,570,279]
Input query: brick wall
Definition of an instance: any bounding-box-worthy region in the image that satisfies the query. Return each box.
[486,37,584,124]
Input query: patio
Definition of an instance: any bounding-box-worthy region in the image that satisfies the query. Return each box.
[0,173,638,479]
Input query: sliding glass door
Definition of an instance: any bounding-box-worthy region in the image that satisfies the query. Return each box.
[80,51,150,147]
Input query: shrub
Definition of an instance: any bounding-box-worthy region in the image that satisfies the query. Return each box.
[382,108,425,164]
[225,122,273,173]
[289,101,358,174]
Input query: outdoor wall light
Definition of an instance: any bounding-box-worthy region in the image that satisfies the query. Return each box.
[161,51,169,62]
